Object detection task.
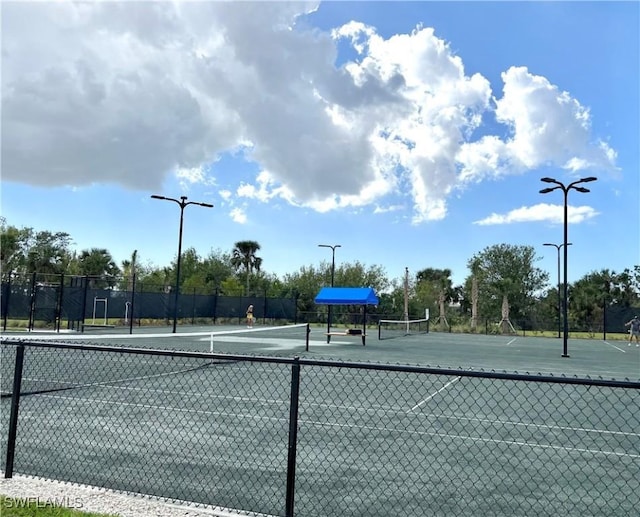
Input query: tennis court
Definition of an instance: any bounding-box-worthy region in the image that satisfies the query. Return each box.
[16,322,639,378]
[1,325,639,516]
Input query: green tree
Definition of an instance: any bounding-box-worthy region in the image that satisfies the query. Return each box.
[120,250,138,291]
[0,218,30,279]
[137,265,173,293]
[416,268,456,328]
[568,268,640,334]
[467,244,549,333]
[200,249,235,291]
[172,247,202,291]
[608,267,640,307]
[77,248,121,288]
[459,257,485,331]
[24,230,74,279]
[378,275,426,320]
[282,265,325,315]
[332,261,389,293]
[231,240,262,295]
[220,276,244,296]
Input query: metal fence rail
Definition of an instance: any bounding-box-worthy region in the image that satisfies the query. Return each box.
[2,339,639,516]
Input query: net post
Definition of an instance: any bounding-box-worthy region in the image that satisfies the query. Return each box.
[5,343,26,478]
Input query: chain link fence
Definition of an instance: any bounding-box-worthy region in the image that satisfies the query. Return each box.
[2,339,639,516]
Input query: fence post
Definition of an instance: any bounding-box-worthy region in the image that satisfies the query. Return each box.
[5,343,26,478]
[285,357,301,517]
[80,276,89,332]
[191,287,197,325]
[212,288,218,325]
[2,275,11,331]
[263,290,268,325]
[129,273,136,335]
[27,272,37,331]
[55,273,64,332]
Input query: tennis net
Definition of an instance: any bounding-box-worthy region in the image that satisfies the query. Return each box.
[1,323,310,398]
[3,323,310,353]
[378,319,429,340]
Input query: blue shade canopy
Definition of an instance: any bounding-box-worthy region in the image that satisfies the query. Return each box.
[314,287,379,305]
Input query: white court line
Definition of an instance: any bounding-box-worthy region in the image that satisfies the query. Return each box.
[506,337,517,346]
[35,386,639,440]
[22,365,215,392]
[603,340,627,353]
[164,501,274,517]
[40,394,288,423]
[31,393,640,443]
[31,393,639,459]
[416,410,640,438]
[408,376,461,412]
[302,419,640,460]
[37,381,638,441]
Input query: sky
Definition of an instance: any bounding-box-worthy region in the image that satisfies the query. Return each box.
[1,1,639,288]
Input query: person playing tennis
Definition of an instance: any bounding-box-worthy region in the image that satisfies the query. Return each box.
[246,304,254,328]
[625,315,640,346]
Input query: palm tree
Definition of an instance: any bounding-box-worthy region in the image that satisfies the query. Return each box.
[416,268,455,328]
[231,240,262,295]
[77,248,120,288]
[121,250,138,292]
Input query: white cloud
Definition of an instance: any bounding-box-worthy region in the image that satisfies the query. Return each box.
[473,203,600,225]
[1,2,617,222]
[176,166,215,188]
[229,207,247,224]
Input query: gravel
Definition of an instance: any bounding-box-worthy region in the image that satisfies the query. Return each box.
[0,474,262,517]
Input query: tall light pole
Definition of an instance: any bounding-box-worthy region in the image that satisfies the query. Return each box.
[543,242,572,339]
[151,195,213,333]
[540,176,597,357]
[318,244,341,343]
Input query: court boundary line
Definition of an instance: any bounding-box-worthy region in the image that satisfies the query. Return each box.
[302,419,640,460]
[34,391,640,441]
[408,376,462,412]
[28,392,639,458]
[603,340,627,353]
[39,394,290,423]
[32,386,640,439]
[5,361,233,399]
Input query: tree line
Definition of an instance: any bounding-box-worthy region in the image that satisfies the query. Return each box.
[1,218,638,330]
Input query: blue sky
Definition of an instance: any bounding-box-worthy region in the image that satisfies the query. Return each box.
[2,1,638,287]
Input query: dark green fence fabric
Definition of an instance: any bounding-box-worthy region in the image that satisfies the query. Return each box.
[1,274,297,329]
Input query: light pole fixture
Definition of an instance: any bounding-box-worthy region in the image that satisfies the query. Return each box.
[543,242,572,339]
[318,244,341,343]
[151,195,213,333]
[540,176,597,357]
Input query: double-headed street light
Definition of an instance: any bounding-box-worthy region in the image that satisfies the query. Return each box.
[543,242,572,339]
[318,244,341,343]
[539,176,597,357]
[151,195,214,333]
